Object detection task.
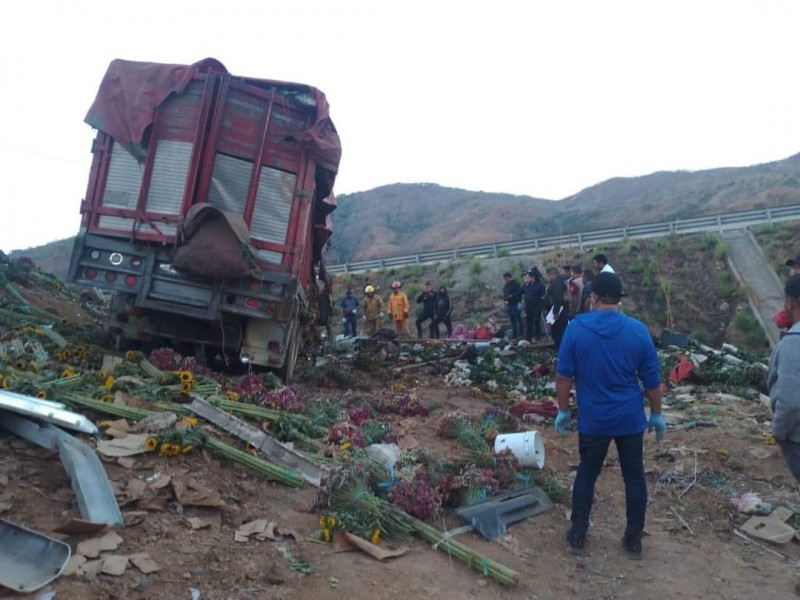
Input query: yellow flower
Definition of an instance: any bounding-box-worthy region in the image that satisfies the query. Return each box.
[146,438,159,452]
[160,444,170,456]
[36,390,47,399]
[170,444,182,456]
[180,382,193,395]
[181,445,193,454]
[125,350,136,361]
[181,417,198,428]
[327,516,336,528]
[100,394,114,403]
[178,371,194,383]
[61,369,75,378]
[103,376,115,389]
[226,391,239,402]
[1,377,8,389]
[319,516,326,528]
[62,349,72,359]
[98,420,112,428]
[322,528,331,543]
[55,353,64,362]
[371,528,381,545]
[339,441,352,452]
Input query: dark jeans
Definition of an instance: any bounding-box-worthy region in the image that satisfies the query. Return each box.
[778,439,800,483]
[507,303,522,337]
[571,432,647,542]
[416,314,434,338]
[432,316,452,338]
[551,313,568,351]
[343,314,358,337]
[524,302,543,340]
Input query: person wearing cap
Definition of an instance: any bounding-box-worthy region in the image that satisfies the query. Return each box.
[362,285,384,336]
[768,274,800,485]
[554,272,664,560]
[592,253,615,274]
[339,288,359,337]
[387,281,410,336]
[522,268,545,341]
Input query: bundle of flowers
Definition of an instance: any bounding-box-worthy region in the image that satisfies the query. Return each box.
[371,390,430,417]
[359,420,397,445]
[479,407,521,436]
[259,387,306,412]
[325,422,367,448]
[436,411,475,439]
[452,465,500,505]
[388,479,442,521]
[148,347,182,371]
[146,422,206,457]
[347,405,373,426]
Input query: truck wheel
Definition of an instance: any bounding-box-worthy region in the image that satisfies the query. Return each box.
[278,326,300,383]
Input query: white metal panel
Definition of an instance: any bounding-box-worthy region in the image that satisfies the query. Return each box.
[257,249,284,265]
[147,140,193,215]
[251,166,295,245]
[103,144,143,209]
[208,153,251,215]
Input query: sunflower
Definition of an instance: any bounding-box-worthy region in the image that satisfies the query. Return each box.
[322,528,331,543]
[181,445,194,454]
[339,441,352,452]
[327,516,336,528]
[102,376,115,389]
[146,438,159,452]
[170,444,182,456]
[160,443,171,456]
[1,377,9,389]
[124,350,136,361]
[180,382,193,395]
[226,391,240,402]
[14,361,25,370]
[100,394,114,403]
[61,369,75,378]
[36,390,47,399]
[62,349,72,359]
[319,516,326,528]
[98,421,113,429]
[371,528,381,545]
[181,417,198,428]
[178,371,194,383]
[55,353,64,362]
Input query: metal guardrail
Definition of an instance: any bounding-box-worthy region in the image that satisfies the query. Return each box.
[327,204,800,275]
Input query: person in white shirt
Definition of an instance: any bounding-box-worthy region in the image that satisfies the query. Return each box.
[592,253,615,274]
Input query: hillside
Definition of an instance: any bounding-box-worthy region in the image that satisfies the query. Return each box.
[328,152,800,263]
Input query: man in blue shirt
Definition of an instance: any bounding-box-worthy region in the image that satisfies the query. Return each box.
[339,289,359,337]
[554,272,665,559]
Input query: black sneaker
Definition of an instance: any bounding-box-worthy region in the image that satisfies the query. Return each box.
[623,538,642,560]
[566,529,585,555]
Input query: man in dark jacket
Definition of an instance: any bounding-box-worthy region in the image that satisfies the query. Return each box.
[339,289,359,337]
[522,269,545,341]
[432,286,453,338]
[502,272,523,338]
[415,282,438,338]
[546,267,570,350]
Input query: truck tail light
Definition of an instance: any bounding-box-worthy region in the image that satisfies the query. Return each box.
[85,268,97,280]
[125,275,137,287]
[105,272,117,283]
[245,298,260,309]
[267,341,280,351]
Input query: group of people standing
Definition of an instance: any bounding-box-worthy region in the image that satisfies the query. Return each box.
[339,281,453,339]
[502,253,614,350]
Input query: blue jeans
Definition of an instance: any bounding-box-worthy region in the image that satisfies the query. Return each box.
[343,314,358,337]
[507,303,522,337]
[571,432,647,542]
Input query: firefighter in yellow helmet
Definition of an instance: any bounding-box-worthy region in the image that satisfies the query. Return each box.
[387,281,410,336]
[362,284,384,335]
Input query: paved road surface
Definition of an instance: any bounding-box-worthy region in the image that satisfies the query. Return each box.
[722,229,785,347]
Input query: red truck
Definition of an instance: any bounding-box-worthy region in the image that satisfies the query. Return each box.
[68,59,341,380]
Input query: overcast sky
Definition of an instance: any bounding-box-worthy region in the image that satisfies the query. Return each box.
[2,0,799,253]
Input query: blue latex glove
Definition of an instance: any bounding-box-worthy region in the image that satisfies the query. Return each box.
[648,413,666,443]
[554,410,572,435]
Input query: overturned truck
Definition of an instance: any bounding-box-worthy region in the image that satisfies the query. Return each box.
[68,59,341,381]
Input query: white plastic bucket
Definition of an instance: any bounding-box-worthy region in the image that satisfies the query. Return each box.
[494,431,545,469]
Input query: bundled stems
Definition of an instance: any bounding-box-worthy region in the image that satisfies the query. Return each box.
[204,437,304,487]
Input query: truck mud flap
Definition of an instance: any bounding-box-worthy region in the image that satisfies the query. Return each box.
[0,519,71,592]
[0,411,123,526]
[455,487,553,541]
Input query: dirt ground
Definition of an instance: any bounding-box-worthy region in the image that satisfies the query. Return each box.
[2,375,799,600]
